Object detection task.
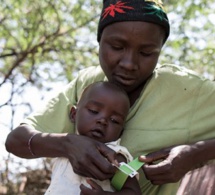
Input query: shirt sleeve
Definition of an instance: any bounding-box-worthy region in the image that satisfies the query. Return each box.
[22,77,78,133]
[106,139,133,163]
[22,66,106,133]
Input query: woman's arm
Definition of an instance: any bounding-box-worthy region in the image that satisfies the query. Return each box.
[5,124,68,158]
[5,124,116,180]
[139,139,215,185]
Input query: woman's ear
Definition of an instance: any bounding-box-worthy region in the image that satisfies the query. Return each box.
[69,106,77,123]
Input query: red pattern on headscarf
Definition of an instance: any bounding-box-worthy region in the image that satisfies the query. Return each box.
[102,1,134,20]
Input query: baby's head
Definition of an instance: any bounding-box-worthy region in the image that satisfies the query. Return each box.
[70,81,130,143]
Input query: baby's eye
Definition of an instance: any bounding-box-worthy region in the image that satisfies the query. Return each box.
[110,118,119,124]
[88,109,98,114]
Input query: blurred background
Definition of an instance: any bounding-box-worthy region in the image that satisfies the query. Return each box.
[1,0,215,194]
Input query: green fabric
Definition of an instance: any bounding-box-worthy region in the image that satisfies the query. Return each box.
[23,64,215,195]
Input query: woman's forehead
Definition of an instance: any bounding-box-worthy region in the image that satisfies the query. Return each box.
[103,21,162,33]
[101,21,165,45]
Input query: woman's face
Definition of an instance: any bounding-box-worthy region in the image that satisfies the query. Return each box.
[99,21,165,95]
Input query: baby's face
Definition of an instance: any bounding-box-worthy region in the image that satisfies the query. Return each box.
[74,84,129,143]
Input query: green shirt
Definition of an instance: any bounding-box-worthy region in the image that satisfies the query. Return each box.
[23,64,215,195]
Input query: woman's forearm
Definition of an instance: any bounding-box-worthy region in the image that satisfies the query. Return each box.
[5,124,68,159]
[191,139,215,166]
[6,125,117,180]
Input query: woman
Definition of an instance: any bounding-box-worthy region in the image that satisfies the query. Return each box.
[5,0,215,194]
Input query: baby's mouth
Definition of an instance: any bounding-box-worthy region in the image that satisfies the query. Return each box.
[91,129,104,138]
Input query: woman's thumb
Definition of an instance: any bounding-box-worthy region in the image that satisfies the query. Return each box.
[139,150,169,164]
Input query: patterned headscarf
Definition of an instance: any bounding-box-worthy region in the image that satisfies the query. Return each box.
[97,0,170,43]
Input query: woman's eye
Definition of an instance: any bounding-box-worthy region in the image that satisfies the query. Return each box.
[140,51,152,56]
[111,45,123,50]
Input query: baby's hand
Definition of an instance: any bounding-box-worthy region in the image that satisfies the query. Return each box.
[80,179,104,195]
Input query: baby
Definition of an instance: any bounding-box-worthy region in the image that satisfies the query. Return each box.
[45,81,141,194]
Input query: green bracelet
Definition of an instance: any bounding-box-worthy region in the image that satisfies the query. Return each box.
[111,157,144,191]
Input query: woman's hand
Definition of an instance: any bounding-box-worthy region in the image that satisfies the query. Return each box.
[139,145,197,185]
[65,134,117,180]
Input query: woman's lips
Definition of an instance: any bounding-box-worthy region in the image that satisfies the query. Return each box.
[114,74,136,85]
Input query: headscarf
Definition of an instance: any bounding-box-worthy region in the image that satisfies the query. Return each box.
[97,0,170,43]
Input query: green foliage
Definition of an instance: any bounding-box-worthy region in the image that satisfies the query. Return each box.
[161,0,215,79]
[0,0,101,88]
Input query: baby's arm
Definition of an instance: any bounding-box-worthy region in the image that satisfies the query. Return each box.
[80,153,142,195]
[112,153,142,195]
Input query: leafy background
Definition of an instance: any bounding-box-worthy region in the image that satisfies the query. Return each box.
[0,0,215,194]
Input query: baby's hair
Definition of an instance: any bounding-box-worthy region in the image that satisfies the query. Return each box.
[78,81,130,106]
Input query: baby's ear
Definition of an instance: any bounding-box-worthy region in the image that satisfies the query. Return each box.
[69,106,77,123]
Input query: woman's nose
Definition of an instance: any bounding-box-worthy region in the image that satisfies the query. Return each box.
[119,51,138,70]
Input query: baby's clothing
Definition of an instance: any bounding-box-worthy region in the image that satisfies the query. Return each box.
[45,139,133,194]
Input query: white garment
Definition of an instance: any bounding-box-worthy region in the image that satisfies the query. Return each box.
[45,139,133,195]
